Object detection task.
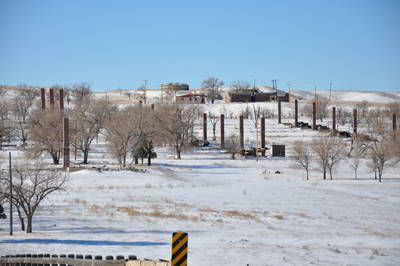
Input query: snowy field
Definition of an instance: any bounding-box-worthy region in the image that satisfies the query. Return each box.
[1,144,400,265]
[1,89,400,265]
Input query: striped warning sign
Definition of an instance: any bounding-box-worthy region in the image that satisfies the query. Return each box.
[172,232,188,266]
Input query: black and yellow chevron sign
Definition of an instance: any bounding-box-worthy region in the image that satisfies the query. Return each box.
[172,232,188,266]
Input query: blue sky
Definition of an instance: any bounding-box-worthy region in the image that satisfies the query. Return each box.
[1,0,399,92]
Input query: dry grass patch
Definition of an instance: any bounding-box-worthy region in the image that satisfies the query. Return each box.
[71,199,89,205]
[116,206,140,216]
[93,204,203,222]
[223,210,258,221]
[272,214,285,220]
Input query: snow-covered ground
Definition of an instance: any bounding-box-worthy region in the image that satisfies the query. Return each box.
[1,88,400,265]
[92,87,400,105]
[1,144,400,265]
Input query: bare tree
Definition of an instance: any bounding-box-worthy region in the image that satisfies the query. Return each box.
[0,87,6,97]
[0,103,9,149]
[231,80,253,94]
[357,129,399,182]
[71,97,116,164]
[336,107,352,126]
[356,110,400,181]
[29,110,63,164]
[14,85,39,123]
[386,101,400,118]
[154,103,199,159]
[316,97,328,122]
[124,92,133,101]
[105,105,155,167]
[302,97,328,123]
[293,141,312,180]
[201,77,224,104]
[0,163,67,233]
[208,112,219,141]
[313,136,346,180]
[11,86,39,147]
[105,107,139,167]
[249,104,262,129]
[225,134,242,159]
[349,153,361,179]
[71,83,92,107]
[326,137,346,179]
[355,100,369,125]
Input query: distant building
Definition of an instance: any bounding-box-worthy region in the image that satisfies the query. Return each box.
[175,92,206,104]
[224,87,289,103]
[160,83,189,91]
[160,82,190,102]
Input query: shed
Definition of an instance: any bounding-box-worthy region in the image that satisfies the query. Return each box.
[272,145,285,157]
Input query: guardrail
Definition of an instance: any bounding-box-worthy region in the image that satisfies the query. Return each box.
[0,254,170,266]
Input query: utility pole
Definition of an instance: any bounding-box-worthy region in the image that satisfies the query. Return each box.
[329,82,332,101]
[143,80,148,104]
[9,152,13,236]
[314,85,317,101]
[272,79,278,100]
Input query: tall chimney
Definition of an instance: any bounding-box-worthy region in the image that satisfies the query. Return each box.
[240,115,244,149]
[332,107,336,133]
[41,88,46,110]
[49,88,55,109]
[63,117,70,171]
[294,99,298,126]
[261,116,265,156]
[203,113,207,141]
[59,89,64,112]
[220,114,225,149]
[278,99,282,124]
[312,102,316,130]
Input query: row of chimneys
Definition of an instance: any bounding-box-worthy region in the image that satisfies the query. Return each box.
[202,100,398,151]
[40,88,64,111]
[40,88,69,170]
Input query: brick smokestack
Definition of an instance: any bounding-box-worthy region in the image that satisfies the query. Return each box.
[41,88,46,110]
[240,115,244,149]
[332,106,336,133]
[49,88,55,109]
[261,116,265,156]
[63,117,70,170]
[294,99,298,126]
[59,89,64,112]
[220,114,224,149]
[278,99,282,124]
[312,102,316,130]
[203,113,207,141]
